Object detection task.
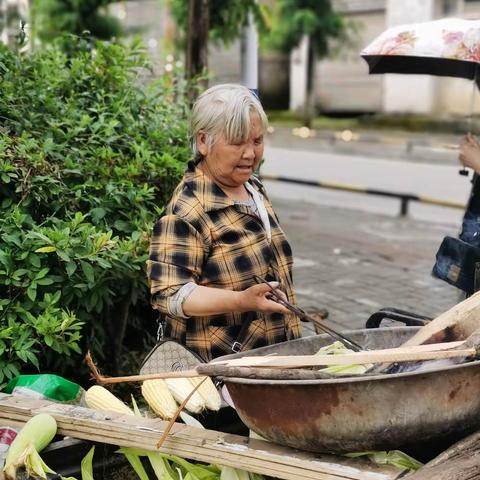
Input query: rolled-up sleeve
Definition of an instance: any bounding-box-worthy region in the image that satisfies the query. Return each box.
[147,214,205,314]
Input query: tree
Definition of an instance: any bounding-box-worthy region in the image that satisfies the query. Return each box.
[268,0,348,127]
[171,0,267,85]
[31,0,121,50]
[185,0,209,91]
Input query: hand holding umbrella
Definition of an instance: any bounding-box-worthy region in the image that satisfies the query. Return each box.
[459,132,480,174]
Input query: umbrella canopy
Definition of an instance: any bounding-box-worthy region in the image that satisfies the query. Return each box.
[361,18,480,80]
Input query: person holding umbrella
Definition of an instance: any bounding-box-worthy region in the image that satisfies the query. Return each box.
[459,133,480,248]
[362,17,480,295]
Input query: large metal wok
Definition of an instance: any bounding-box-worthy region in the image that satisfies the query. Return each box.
[216,326,480,455]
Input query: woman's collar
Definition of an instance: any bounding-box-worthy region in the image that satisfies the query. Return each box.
[184,161,264,212]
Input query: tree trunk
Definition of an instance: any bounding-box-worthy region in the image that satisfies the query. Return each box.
[185,0,209,93]
[303,35,316,129]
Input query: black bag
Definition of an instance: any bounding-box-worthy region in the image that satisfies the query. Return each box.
[432,236,480,295]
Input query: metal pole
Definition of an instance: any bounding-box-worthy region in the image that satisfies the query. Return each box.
[400,197,409,217]
[241,10,258,92]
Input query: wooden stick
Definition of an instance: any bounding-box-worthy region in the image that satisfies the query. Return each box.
[212,342,475,369]
[85,350,200,384]
[402,290,480,347]
[86,341,475,385]
[156,376,207,449]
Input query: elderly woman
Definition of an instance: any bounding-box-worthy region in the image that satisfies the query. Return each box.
[147,84,301,362]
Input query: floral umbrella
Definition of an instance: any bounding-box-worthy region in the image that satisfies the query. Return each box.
[362,18,480,175]
[361,17,480,80]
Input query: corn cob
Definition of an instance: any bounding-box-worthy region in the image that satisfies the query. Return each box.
[165,377,205,414]
[142,379,179,419]
[3,413,57,480]
[188,376,221,411]
[85,385,134,416]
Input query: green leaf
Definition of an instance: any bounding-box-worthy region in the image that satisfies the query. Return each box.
[113,219,130,232]
[66,262,77,276]
[25,351,40,370]
[90,207,106,222]
[27,283,37,301]
[35,246,57,253]
[80,261,95,284]
[57,250,71,262]
[35,268,50,279]
[117,450,149,480]
[81,446,95,480]
[29,255,41,268]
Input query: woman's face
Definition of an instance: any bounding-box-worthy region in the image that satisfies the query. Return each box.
[197,111,265,189]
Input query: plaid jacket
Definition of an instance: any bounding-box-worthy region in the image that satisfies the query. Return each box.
[147,162,301,361]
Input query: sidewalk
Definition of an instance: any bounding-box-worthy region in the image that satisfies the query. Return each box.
[267,125,464,166]
[272,196,460,336]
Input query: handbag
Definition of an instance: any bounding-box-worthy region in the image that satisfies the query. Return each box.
[140,339,204,375]
[432,236,480,295]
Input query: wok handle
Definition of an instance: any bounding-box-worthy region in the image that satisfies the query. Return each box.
[365,308,431,329]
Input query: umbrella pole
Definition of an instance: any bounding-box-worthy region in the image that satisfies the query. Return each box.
[468,70,477,135]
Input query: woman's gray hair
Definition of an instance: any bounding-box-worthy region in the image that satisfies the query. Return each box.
[190,83,268,161]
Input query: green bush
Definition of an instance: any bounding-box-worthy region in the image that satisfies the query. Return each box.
[0,37,191,385]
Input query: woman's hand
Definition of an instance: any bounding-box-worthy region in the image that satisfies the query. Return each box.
[182,283,291,317]
[237,282,291,315]
[459,133,480,173]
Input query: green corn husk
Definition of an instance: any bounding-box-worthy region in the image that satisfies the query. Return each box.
[81,446,95,480]
[22,444,57,479]
[346,450,423,471]
[162,454,220,480]
[131,395,142,417]
[119,448,150,480]
[3,413,58,480]
[147,454,174,480]
[220,466,250,480]
[316,341,372,375]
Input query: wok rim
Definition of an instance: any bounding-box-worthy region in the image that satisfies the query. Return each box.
[218,326,480,386]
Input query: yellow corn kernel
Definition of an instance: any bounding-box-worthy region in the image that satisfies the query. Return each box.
[188,376,221,411]
[142,379,179,420]
[165,378,205,414]
[85,385,134,416]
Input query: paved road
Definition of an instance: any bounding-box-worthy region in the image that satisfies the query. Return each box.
[272,197,461,336]
[262,131,467,336]
[263,145,470,224]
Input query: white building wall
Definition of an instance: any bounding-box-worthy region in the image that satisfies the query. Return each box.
[307,0,480,116]
[316,10,385,112]
[289,36,309,111]
[292,1,387,113]
[382,0,437,113]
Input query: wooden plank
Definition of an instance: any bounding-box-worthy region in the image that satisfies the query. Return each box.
[0,394,400,480]
[404,430,480,480]
[212,342,474,369]
[402,291,480,347]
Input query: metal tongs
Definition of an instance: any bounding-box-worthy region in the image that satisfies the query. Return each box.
[254,275,364,352]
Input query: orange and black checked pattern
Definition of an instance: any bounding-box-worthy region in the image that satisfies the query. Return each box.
[147,161,301,361]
